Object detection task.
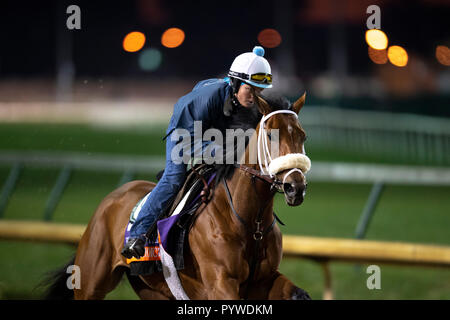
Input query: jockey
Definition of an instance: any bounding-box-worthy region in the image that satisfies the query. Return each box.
[122,46,273,259]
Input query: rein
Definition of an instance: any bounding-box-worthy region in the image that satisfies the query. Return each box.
[222,165,291,299]
[222,175,277,240]
[238,164,283,191]
[222,175,276,299]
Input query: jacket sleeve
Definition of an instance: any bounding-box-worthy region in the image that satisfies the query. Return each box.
[168,80,230,135]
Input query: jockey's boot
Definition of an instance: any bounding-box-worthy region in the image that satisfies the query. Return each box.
[121,236,146,259]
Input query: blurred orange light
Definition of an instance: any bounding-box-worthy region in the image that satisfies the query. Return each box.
[436,45,450,66]
[123,31,146,52]
[365,29,388,50]
[257,29,282,48]
[161,28,185,48]
[387,45,408,67]
[368,46,387,64]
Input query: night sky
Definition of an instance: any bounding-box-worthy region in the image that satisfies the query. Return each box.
[0,0,449,80]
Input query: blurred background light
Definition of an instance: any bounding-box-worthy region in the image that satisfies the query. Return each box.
[435,45,450,66]
[138,48,162,71]
[365,29,388,50]
[368,46,388,64]
[161,28,185,48]
[257,28,282,48]
[122,31,146,52]
[387,45,408,67]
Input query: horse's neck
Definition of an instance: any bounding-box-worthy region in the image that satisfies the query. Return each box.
[221,130,275,228]
[226,164,275,228]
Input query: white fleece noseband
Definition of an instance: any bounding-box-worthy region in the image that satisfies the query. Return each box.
[268,153,311,175]
[257,110,311,180]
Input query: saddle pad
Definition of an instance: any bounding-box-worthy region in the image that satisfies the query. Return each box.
[123,184,195,265]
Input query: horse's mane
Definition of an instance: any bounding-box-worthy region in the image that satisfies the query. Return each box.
[214,91,292,183]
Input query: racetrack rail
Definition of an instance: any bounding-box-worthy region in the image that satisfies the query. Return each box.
[2,220,449,299]
[1,220,449,268]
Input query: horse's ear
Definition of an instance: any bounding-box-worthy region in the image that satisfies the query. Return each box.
[292,92,306,114]
[256,95,271,115]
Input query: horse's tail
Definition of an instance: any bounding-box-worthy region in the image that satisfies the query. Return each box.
[41,255,76,300]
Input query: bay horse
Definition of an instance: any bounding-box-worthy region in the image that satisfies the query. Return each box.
[44,92,311,300]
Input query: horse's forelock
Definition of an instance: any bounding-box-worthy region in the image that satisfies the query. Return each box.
[259,91,292,112]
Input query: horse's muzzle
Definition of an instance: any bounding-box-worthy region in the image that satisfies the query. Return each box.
[283,181,307,206]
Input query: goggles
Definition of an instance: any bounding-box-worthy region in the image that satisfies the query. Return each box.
[250,73,272,84]
[228,71,273,85]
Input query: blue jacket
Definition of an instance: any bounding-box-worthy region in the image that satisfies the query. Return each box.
[130,79,233,238]
[166,78,233,137]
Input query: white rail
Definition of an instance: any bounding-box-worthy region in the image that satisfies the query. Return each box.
[1,151,449,185]
[301,107,450,166]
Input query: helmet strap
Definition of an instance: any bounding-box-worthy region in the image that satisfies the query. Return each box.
[230,77,242,94]
[230,77,244,111]
[224,78,242,116]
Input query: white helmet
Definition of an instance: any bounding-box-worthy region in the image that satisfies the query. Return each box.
[228,46,272,88]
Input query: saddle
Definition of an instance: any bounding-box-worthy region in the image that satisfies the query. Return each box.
[153,163,216,231]
[125,163,216,276]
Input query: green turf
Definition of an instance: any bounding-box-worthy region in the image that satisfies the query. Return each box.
[0,122,437,165]
[0,123,167,156]
[0,122,449,299]
[274,182,450,245]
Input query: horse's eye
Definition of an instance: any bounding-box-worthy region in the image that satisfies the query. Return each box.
[267,133,272,140]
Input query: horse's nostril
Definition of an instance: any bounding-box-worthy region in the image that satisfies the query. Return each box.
[283,183,295,195]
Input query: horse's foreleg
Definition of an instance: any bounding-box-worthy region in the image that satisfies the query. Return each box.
[193,253,243,299]
[190,218,246,299]
[127,273,172,300]
[202,268,241,300]
[267,272,311,300]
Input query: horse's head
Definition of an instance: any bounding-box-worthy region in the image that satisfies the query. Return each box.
[254,92,310,206]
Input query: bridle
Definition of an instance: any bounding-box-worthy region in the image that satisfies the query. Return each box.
[234,109,311,192]
[257,109,311,187]
[222,108,311,298]
[224,108,311,231]
[258,110,299,175]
